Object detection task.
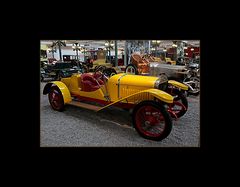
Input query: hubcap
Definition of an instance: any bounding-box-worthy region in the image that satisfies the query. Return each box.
[50,90,62,109]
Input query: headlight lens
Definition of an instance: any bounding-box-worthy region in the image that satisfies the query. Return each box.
[154,73,168,90]
[196,69,200,77]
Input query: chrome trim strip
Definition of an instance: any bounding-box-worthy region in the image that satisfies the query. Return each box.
[117,73,127,99]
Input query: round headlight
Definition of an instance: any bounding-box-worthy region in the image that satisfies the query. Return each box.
[154,79,161,89]
[158,73,168,82]
[196,69,200,77]
[154,73,168,90]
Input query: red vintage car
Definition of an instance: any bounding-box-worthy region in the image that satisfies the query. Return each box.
[125,53,150,75]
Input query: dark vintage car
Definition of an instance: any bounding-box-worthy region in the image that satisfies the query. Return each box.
[41,61,80,81]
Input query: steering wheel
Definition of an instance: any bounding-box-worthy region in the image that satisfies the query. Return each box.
[94,65,117,79]
[93,65,107,81]
[94,65,106,74]
[103,68,117,78]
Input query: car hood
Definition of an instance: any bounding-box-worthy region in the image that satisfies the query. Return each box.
[108,73,158,88]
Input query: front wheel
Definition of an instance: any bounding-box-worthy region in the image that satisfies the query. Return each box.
[48,86,64,111]
[132,100,172,141]
[167,88,188,118]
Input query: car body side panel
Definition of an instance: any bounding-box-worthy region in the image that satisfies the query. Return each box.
[97,88,173,111]
[78,88,106,100]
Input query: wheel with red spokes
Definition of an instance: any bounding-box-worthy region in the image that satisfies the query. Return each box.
[133,101,172,141]
[48,86,64,111]
[167,88,188,118]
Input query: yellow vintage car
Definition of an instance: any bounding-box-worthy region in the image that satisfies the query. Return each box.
[43,69,188,141]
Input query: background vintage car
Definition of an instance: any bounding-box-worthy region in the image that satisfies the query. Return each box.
[41,61,80,81]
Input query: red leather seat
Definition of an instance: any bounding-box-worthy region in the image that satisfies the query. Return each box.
[81,73,104,92]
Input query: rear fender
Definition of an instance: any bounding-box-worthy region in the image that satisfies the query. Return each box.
[168,80,188,91]
[43,81,72,104]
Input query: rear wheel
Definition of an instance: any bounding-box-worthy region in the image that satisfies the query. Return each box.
[132,100,172,141]
[48,86,64,111]
[125,64,138,75]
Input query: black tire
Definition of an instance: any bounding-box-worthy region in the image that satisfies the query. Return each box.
[132,100,172,141]
[168,88,188,118]
[48,86,64,111]
[123,108,130,112]
[125,64,138,75]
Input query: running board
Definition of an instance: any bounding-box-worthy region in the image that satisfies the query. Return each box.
[67,101,102,111]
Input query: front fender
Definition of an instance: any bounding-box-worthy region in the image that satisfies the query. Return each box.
[141,89,174,104]
[43,81,72,104]
[97,88,173,111]
[168,80,188,91]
